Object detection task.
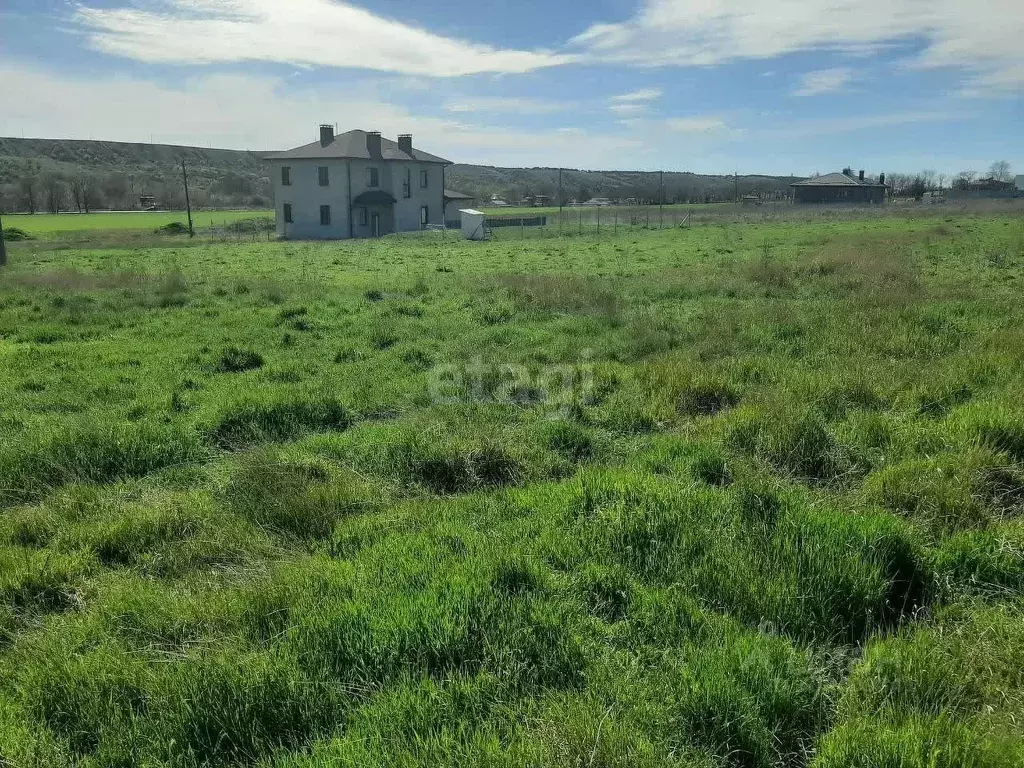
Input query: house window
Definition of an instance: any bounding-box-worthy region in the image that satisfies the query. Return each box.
[318,166,329,186]
[320,205,331,226]
[420,169,428,189]
[283,203,293,224]
[403,168,412,199]
[367,167,379,187]
[359,207,368,226]
[281,166,291,186]
[420,205,429,227]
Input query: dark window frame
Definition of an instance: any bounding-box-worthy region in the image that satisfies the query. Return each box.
[420,205,429,227]
[283,203,293,223]
[359,207,368,226]
[320,205,331,226]
[281,166,291,186]
[419,169,428,189]
[403,167,412,199]
[367,167,379,187]
[318,166,329,186]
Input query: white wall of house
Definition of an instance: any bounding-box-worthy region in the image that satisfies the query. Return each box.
[271,158,444,239]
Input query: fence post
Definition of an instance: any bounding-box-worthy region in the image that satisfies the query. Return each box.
[597,207,601,235]
[614,210,617,237]
[578,209,582,236]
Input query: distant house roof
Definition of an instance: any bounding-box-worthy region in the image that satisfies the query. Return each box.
[1016,175,1024,191]
[791,171,887,188]
[352,190,397,205]
[266,130,450,164]
[443,189,474,201]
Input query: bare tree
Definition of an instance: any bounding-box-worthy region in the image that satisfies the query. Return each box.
[80,175,97,213]
[19,176,39,214]
[953,170,977,191]
[42,175,66,215]
[989,160,1012,183]
[937,173,948,192]
[71,176,85,213]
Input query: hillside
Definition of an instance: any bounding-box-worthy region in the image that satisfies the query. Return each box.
[0,136,798,213]
[446,164,799,205]
[0,137,272,211]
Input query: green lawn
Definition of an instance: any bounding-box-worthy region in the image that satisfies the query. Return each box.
[0,211,1022,767]
[4,209,272,234]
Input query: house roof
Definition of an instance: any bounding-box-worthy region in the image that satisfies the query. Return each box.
[352,190,398,206]
[791,172,887,187]
[266,130,451,164]
[443,189,474,200]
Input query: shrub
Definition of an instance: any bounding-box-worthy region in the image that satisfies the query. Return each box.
[3,227,31,241]
[156,222,189,235]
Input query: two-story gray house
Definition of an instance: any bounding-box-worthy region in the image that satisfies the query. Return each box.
[266,126,451,239]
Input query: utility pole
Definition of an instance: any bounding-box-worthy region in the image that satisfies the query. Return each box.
[659,170,664,229]
[0,213,7,267]
[181,159,194,237]
[558,168,563,237]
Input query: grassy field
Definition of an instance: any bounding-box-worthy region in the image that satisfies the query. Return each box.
[0,210,1023,766]
[4,209,272,234]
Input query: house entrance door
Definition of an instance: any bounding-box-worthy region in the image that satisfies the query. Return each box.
[371,213,380,238]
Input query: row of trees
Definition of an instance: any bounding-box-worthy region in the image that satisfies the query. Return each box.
[0,167,270,214]
[886,161,1014,199]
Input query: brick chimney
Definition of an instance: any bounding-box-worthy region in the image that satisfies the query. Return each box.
[842,167,852,177]
[398,134,413,154]
[879,173,886,185]
[858,170,864,181]
[319,124,334,147]
[366,131,382,157]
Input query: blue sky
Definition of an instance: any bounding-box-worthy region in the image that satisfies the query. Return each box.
[1,0,1021,176]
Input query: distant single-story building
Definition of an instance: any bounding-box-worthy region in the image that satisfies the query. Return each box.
[791,168,887,204]
[949,177,1017,200]
[1016,175,1024,193]
[443,189,475,228]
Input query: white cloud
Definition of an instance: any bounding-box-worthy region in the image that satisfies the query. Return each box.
[777,109,970,139]
[608,87,661,116]
[665,116,731,134]
[571,0,1024,94]
[609,102,649,116]
[73,0,573,76]
[443,96,567,114]
[0,61,640,168]
[793,68,855,96]
[610,87,663,103]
